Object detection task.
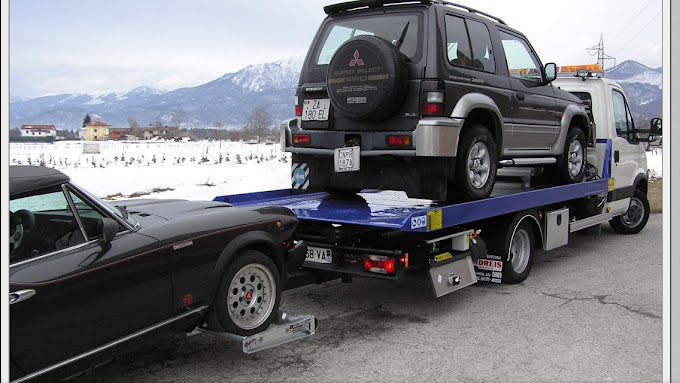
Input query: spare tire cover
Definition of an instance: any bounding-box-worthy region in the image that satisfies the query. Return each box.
[326,35,408,123]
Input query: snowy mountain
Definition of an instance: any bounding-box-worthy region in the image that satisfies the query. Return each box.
[9,57,661,131]
[605,60,663,123]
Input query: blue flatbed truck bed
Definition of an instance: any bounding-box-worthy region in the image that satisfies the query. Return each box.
[215,175,615,297]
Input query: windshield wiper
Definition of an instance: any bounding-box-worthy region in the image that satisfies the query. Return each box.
[394,21,410,51]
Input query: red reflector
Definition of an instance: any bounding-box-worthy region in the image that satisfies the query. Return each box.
[387,135,411,147]
[293,134,310,144]
[295,105,302,116]
[362,255,396,275]
[421,103,444,116]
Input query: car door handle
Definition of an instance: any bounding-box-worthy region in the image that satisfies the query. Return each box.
[515,93,526,101]
[10,289,36,305]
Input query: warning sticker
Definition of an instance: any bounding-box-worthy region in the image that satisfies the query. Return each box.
[427,210,442,231]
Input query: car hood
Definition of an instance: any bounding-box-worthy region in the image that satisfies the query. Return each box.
[113,198,233,222]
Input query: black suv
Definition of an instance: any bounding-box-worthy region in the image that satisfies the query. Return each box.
[281,0,590,202]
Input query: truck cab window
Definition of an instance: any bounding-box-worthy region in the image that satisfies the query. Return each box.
[612,90,635,142]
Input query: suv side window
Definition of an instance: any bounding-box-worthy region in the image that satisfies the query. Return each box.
[612,90,635,142]
[445,16,495,72]
[499,31,542,83]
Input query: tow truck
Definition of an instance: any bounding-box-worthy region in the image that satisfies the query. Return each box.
[216,64,661,298]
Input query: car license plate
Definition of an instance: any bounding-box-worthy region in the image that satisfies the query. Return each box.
[334,146,360,172]
[302,99,330,121]
[306,246,332,264]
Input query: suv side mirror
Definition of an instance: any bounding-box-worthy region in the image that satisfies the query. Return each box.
[544,63,557,84]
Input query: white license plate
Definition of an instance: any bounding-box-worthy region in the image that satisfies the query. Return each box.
[302,99,330,121]
[306,246,332,264]
[334,146,360,172]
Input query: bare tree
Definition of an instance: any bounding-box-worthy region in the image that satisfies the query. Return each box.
[128,117,140,129]
[172,108,187,130]
[246,107,273,143]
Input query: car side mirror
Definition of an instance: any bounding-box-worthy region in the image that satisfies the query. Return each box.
[100,218,119,243]
[544,63,557,84]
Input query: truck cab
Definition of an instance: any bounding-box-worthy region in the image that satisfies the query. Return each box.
[553,65,661,232]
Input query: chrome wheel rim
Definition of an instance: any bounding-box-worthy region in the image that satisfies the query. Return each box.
[466,142,491,189]
[227,263,276,330]
[567,139,584,177]
[622,197,644,227]
[509,228,531,273]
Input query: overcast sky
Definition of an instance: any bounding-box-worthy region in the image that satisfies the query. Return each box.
[6,0,664,99]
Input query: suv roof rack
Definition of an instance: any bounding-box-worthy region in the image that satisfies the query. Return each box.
[324,0,507,25]
[435,1,507,25]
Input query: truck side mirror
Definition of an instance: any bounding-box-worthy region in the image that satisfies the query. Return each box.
[544,63,557,84]
[650,118,662,136]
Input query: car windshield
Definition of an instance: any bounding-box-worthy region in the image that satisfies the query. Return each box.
[315,13,420,65]
[74,183,138,228]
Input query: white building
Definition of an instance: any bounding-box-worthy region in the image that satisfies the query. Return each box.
[20,125,57,137]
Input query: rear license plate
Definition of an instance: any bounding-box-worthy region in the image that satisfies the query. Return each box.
[334,146,360,172]
[302,99,330,121]
[306,246,332,264]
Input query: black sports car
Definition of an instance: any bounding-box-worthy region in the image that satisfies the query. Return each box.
[9,165,306,382]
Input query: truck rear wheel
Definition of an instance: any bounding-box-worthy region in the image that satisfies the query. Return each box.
[207,250,281,336]
[502,220,535,284]
[608,189,650,234]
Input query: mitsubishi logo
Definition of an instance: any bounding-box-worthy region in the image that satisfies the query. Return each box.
[349,49,364,66]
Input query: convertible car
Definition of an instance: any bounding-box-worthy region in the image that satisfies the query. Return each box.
[9,165,306,382]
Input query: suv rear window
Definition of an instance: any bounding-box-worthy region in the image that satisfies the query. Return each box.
[315,13,421,65]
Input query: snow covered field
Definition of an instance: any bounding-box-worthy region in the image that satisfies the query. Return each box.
[8,140,663,201]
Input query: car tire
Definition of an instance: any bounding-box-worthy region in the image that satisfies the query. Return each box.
[326,35,408,123]
[207,250,281,336]
[502,220,535,284]
[608,189,650,234]
[558,127,586,184]
[451,124,497,202]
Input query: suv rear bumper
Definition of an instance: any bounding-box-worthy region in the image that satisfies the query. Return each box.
[281,117,464,158]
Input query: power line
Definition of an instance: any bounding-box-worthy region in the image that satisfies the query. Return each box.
[631,39,662,61]
[612,10,662,57]
[609,0,655,44]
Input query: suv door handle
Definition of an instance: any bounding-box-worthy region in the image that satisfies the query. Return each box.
[10,289,36,305]
[515,93,526,101]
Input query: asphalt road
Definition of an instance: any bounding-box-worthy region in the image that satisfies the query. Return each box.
[74,213,663,383]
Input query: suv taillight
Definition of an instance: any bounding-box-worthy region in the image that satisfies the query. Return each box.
[421,80,446,117]
[294,95,302,117]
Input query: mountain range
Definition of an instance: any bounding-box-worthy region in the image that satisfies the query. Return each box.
[9,58,662,131]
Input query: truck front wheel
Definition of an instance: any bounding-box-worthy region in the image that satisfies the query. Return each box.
[207,250,281,336]
[608,189,650,234]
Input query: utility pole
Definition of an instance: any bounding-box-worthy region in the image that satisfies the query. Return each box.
[587,34,616,70]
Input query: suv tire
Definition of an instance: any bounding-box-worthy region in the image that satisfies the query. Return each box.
[451,124,498,202]
[558,127,586,184]
[326,35,408,123]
